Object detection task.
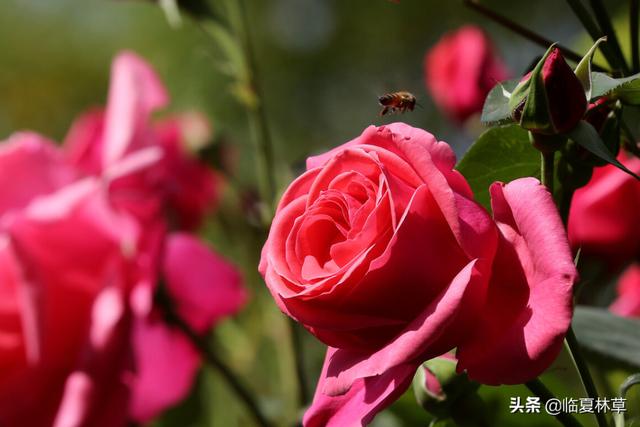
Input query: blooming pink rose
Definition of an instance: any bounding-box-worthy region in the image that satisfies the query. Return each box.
[569,154,640,268]
[259,123,576,426]
[0,51,246,426]
[610,264,640,317]
[64,51,220,230]
[425,25,510,123]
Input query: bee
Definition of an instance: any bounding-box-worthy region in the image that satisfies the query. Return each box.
[378,91,417,116]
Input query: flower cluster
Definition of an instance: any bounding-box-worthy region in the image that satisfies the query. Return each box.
[0,52,246,426]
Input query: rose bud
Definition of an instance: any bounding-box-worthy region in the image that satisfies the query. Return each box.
[509,46,587,135]
[425,26,510,123]
[413,354,481,422]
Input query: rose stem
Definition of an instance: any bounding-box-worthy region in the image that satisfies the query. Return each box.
[588,0,630,75]
[236,0,278,210]
[235,0,310,407]
[631,0,639,73]
[540,151,555,194]
[564,328,610,427]
[463,0,607,72]
[538,145,609,427]
[564,0,626,74]
[289,320,311,405]
[525,379,584,427]
[154,285,273,427]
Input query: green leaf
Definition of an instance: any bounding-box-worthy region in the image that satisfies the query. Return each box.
[567,120,640,180]
[572,306,640,369]
[480,79,519,125]
[456,125,540,211]
[591,71,640,104]
[575,37,607,100]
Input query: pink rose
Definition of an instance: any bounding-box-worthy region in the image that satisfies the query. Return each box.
[64,51,220,230]
[424,25,510,123]
[569,154,640,268]
[610,263,640,317]
[0,52,246,426]
[259,123,576,426]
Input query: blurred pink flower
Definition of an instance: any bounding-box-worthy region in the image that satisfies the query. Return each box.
[569,154,640,269]
[610,264,640,317]
[424,25,510,123]
[64,51,221,230]
[259,123,575,426]
[0,51,245,427]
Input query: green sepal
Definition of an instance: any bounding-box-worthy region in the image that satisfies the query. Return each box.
[511,44,557,133]
[575,37,607,100]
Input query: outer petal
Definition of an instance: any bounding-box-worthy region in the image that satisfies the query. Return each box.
[163,233,246,333]
[303,348,416,427]
[52,286,131,427]
[321,258,486,396]
[0,133,76,215]
[102,51,169,168]
[610,263,640,317]
[457,178,576,385]
[129,317,200,422]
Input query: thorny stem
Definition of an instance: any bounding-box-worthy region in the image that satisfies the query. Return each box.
[463,0,607,71]
[564,327,610,427]
[525,379,584,427]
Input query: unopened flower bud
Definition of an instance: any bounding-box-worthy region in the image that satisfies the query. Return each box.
[509,46,587,135]
[413,354,480,420]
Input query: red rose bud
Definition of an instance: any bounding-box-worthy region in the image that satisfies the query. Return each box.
[509,46,587,134]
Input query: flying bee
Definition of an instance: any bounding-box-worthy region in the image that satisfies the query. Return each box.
[378,91,417,116]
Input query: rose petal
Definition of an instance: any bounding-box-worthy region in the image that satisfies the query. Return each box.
[129,318,200,421]
[456,178,576,385]
[321,258,485,396]
[569,156,640,266]
[0,133,76,215]
[102,51,169,168]
[303,347,416,427]
[63,109,107,175]
[163,233,246,333]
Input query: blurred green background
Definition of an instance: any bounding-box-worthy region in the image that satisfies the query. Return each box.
[1,1,637,426]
